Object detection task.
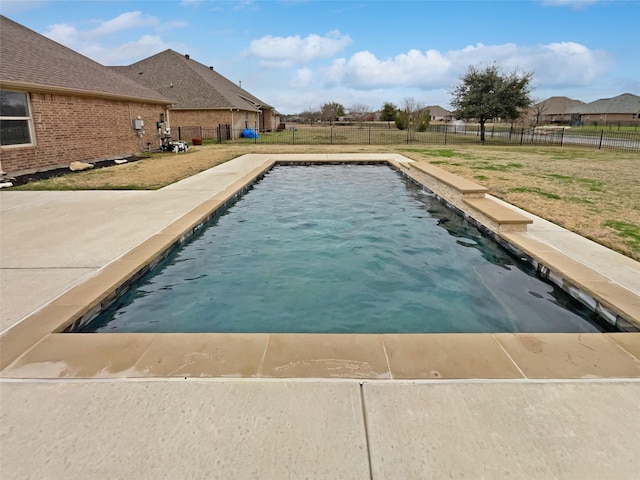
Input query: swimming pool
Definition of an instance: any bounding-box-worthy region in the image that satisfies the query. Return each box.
[80,163,608,334]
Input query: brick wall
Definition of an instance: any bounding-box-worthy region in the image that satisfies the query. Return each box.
[171,109,260,133]
[1,92,168,175]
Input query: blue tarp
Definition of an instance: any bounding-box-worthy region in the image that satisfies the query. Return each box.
[241,128,259,139]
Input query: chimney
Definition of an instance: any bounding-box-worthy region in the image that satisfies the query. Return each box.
[209,66,214,70]
[185,54,190,59]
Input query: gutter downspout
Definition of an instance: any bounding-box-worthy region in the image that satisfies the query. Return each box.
[230,109,234,139]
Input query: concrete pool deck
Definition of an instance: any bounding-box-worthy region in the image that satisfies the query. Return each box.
[1,153,639,478]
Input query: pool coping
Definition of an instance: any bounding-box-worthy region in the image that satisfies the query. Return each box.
[1,153,639,380]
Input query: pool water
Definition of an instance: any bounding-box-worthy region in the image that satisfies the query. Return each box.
[83,164,607,334]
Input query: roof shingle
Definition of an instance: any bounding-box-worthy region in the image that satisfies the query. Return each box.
[0,15,171,104]
[111,50,272,111]
[570,93,640,114]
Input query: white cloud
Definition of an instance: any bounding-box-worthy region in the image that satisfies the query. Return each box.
[41,12,185,65]
[289,68,314,88]
[88,11,158,36]
[324,49,451,89]
[321,41,612,91]
[45,12,159,44]
[534,42,612,86]
[43,22,80,46]
[82,35,171,65]
[245,30,352,67]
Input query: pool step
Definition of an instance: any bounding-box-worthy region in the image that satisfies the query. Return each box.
[409,162,488,196]
[463,197,533,232]
[403,161,532,233]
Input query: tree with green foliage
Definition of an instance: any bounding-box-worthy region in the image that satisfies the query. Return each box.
[321,102,345,124]
[415,109,430,132]
[394,97,429,136]
[380,102,398,128]
[450,64,533,142]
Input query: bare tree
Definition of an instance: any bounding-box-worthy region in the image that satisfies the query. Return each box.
[348,103,370,128]
[299,107,321,124]
[530,98,549,126]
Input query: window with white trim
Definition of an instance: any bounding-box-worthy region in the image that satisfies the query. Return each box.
[1,91,34,146]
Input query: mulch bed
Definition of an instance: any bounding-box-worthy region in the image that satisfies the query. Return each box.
[3,156,144,187]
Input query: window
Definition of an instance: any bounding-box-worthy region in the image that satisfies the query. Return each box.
[1,91,34,146]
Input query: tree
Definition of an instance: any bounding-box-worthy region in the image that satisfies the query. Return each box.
[348,103,370,127]
[321,102,345,124]
[530,98,549,126]
[299,107,321,124]
[380,102,398,128]
[394,97,428,137]
[450,64,533,142]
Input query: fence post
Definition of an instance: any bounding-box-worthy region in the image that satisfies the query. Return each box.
[199,126,203,139]
[520,128,524,145]
[178,126,182,141]
[599,130,604,149]
[330,127,333,145]
[444,125,448,145]
[292,128,295,145]
[560,128,565,147]
[368,127,371,145]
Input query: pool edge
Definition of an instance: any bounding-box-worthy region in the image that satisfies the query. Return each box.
[2,153,639,379]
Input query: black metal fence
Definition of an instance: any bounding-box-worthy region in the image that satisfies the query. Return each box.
[175,124,640,152]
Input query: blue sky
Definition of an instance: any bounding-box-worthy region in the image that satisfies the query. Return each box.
[2,0,638,114]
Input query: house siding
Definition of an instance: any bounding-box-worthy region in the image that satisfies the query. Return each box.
[2,92,167,175]
[580,113,640,124]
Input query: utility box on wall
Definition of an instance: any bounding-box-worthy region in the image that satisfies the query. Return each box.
[132,118,144,130]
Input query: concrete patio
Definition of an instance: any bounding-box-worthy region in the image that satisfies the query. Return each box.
[1,154,639,479]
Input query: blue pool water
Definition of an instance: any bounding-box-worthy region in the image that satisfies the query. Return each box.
[83,164,606,333]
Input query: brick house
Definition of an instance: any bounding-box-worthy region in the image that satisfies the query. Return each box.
[0,16,174,176]
[425,105,454,122]
[111,50,279,138]
[528,96,585,125]
[569,93,640,126]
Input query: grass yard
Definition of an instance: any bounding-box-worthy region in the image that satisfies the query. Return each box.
[10,143,640,261]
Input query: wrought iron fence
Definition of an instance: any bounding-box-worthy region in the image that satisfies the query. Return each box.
[176,124,640,152]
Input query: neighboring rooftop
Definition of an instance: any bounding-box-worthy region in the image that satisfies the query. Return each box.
[533,96,585,115]
[425,105,453,117]
[111,49,272,112]
[0,15,171,104]
[571,92,640,114]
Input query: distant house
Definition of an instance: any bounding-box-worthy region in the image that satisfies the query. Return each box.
[569,93,640,126]
[111,50,279,137]
[0,16,173,176]
[528,96,585,125]
[425,105,454,122]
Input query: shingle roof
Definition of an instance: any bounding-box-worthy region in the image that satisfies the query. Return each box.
[534,96,585,115]
[570,93,640,114]
[0,15,171,104]
[426,105,452,116]
[111,49,272,111]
